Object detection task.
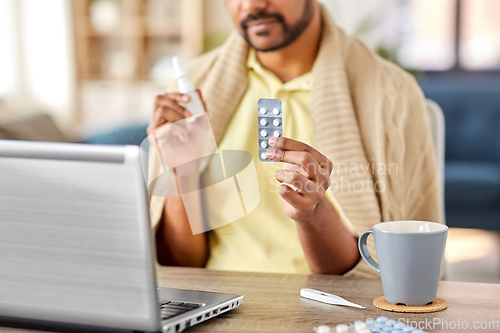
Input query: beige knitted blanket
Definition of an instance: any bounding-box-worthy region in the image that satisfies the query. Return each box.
[149,7,442,277]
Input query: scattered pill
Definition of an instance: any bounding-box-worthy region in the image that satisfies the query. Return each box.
[395,323,406,329]
[354,322,368,330]
[317,325,331,333]
[335,324,348,333]
[318,317,426,333]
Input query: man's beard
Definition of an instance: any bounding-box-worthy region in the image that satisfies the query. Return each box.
[240,0,315,52]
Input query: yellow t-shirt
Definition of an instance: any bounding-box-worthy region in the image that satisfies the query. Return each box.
[204,49,315,274]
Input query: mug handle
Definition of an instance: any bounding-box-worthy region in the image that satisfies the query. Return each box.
[358,229,380,273]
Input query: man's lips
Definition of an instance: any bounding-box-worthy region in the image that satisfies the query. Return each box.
[246,18,279,33]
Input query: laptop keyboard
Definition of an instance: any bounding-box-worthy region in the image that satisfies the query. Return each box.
[159,301,200,320]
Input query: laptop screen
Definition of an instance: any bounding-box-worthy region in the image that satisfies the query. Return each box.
[0,141,160,331]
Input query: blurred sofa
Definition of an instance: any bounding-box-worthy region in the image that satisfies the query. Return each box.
[83,123,149,147]
[420,74,500,232]
[0,114,68,142]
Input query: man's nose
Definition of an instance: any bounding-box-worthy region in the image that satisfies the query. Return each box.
[241,0,269,15]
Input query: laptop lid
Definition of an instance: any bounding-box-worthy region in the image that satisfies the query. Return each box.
[0,141,161,332]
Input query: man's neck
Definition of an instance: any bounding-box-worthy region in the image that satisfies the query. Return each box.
[255,2,322,83]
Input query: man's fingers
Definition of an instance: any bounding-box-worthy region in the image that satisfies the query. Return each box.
[154,94,192,117]
[283,162,308,178]
[276,169,325,202]
[157,106,184,123]
[275,169,308,194]
[148,107,184,135]
[155,93,190,105]
[269,137,333,173]
[267,150,319,179]
[278,184,314,211]
[148,95,191,136]
[155,97,187,117]
[168,93,191,103]
[148,107,167,135]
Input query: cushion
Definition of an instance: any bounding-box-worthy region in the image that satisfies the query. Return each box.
[421,78,500,163]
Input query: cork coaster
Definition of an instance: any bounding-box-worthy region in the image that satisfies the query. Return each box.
[373,296,448,313]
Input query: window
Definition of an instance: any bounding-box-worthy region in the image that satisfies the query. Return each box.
[0,0,16,99]
[325,0,500,72]
[460,0,500,70]
[0,0,75,121]
[399,0,500,72]
[397,0,457,71]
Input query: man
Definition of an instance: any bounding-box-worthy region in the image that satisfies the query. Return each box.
[147,0,441,277]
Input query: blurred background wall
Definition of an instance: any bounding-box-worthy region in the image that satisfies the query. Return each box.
[0,0,76,128]
[1,0,499,136]
[0,0,499,283]
[2,0,500,136]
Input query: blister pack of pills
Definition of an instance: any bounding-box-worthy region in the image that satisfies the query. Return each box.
[258,98,282,162]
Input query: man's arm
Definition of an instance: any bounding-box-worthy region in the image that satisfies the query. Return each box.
[155,174,208,267]
[148,92,208,267]
[294,197,360,274]
[266,137,360,274]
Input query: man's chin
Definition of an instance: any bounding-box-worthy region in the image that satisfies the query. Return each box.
[246,37,286,53]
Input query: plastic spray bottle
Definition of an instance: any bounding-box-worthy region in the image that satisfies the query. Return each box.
[172,57,205,118]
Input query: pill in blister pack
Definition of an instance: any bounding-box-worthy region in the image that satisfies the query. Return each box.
[258,98,283,162]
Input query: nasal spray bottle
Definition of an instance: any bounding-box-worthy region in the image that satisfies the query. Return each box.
[172,57,214,174]
[172,57,205,120]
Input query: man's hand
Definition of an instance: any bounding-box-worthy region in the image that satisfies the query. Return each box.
[266,136,359,274]
[266,136,333,222]
[148,93,208,268]
[147,93,192,136]
[147,92,213,181]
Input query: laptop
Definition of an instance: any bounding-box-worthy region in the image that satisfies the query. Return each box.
[0,140,244,333]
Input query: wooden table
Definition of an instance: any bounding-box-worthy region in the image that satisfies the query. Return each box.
[159,268,500,333]
[1,267,499,333]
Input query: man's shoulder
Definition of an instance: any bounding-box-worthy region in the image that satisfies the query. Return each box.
[187,47,221,70]
[184,47,224,84]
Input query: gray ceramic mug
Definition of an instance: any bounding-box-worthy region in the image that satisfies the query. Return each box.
[358,221,448,306]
